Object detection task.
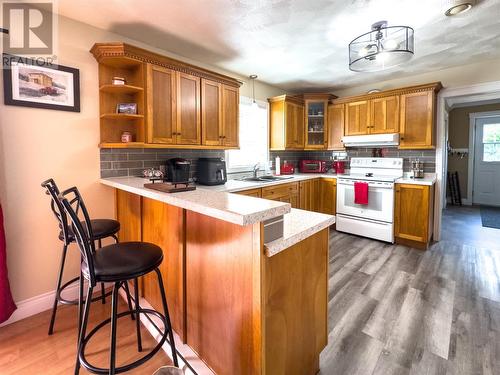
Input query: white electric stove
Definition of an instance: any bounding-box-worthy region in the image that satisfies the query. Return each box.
[336,157,403,242]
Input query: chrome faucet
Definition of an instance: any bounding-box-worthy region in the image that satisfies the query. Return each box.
[253,163,260,178]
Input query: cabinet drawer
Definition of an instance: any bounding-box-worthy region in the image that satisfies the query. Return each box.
[235,188,262,198]
[262,182,299,199]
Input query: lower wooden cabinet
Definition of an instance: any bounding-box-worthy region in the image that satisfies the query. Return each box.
[319,178,336,215]
[235,188,262,198]
[299,179,319,211]
[261,183,299,208]
[394,183,434,250]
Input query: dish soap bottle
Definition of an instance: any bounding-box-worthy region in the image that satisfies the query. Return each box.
[275,156,281,176]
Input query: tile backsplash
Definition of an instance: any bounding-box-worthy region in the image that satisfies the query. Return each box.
[100,147,436,178]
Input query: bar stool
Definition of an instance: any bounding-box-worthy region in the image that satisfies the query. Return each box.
[60,186,178,375]
[41,178,134,335]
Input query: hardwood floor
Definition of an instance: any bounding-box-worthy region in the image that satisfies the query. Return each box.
[320,207,500,375]
[0,296,171,374]
[1,206,499,374]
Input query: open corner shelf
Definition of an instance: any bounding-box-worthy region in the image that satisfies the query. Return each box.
[99,84,144,94]
[100,113,144,120]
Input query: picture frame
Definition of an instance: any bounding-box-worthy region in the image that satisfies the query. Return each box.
[116,103,137,114]
[2,53,80,112]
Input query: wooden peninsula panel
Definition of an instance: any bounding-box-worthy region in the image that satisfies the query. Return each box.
[115,189,141,242]
[141,198,186,340]
[185,211,262,375]
[264,229,328,375]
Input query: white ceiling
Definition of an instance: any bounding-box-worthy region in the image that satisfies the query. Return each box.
[58,0,500,92]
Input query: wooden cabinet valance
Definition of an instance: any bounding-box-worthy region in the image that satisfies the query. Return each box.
[91,42,241,149]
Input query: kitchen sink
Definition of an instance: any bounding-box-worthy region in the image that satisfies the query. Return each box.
[239,175,294,182]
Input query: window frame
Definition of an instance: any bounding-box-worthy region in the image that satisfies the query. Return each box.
[482,123,500,163]
[225,96,270,174]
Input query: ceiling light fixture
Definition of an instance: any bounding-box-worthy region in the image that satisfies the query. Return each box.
[249,74,258,109]
[348,21,414,72]
[444,1,474,16]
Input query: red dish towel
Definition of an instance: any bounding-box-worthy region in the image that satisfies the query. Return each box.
[0,203,16,324]
[354,182,369,205]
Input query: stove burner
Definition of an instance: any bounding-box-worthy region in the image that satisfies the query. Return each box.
[365,173,374,177]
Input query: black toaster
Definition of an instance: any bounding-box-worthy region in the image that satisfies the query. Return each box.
[196,158,227,186]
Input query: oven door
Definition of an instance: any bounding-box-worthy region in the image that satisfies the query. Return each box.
[336,178,394,223]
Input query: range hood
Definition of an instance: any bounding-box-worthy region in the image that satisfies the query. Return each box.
[341,133,400,147]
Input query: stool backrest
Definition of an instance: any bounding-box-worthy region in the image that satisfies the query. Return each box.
[58,186,97,286]
[41,178,72,245]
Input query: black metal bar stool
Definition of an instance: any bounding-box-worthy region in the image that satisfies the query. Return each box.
[41,178,134,335]
[60,187,178,375]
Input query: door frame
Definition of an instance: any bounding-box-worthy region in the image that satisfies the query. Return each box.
[435,80,500,240]
[467,110,500,205]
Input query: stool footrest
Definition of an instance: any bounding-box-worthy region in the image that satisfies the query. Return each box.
[56,277,113,305]
[79,309,170,374]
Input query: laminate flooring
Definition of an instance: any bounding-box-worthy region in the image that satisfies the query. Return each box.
[320,206,500,375]
[0,296,172,374]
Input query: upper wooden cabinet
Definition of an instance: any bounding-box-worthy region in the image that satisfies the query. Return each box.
[303,93,336,150]
[268,95,305,150]
[327,104,344,150]
[336,82,442,149]
[222,85,239,148]
[399,90,436,149]
[345,100,370,136]
[370,95,399,134]
[91,42,241,149]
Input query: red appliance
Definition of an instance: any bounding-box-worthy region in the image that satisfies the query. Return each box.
[281,161,295,175]
[333,160,346,174]
[299,160,327,173]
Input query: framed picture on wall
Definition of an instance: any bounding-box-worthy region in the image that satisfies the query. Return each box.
[2,54,80,112]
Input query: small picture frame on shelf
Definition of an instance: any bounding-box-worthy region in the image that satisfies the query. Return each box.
[116,103,137,114]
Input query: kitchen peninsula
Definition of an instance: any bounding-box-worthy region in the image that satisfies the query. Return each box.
[101,176,335,375]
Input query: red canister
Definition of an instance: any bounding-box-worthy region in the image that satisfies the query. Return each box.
[333,160,346,174]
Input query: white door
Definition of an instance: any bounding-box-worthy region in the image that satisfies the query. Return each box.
[473,117,500,206]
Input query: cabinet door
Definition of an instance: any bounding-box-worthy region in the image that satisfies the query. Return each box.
[285,102,296,148]
[327,104,345,150]
[235,188,262,198]
[305,100,328,149]
[399,91,434,149]
[201,79,222,146]
[222,85,239,148]
[394,184,431,242]
[370,95,399,134]
[147,64,177,144]
[319,178,336,215]
[345,100,370,136]
[295,104,305,148]
[299,179,319,211]
[177,72,201,145]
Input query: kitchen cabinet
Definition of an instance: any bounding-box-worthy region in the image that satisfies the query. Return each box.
[394,183,434,249]
[176,72,201,145]
[319,178,336,215]
[303,94,335,149]
[201,80,239,147]
[269,95,305,150]
[344,100,370,136]
[399,90,435,149]
[262,183,299,208]
[91,42,241,149]
[327,104,344,150]
[370,95,399,134]
[299,179,319,211]
[235,188,262,198]
[147,64,177,144]
[221,85,239,147]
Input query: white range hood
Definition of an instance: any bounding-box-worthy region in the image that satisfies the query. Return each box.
[341,133,400,147]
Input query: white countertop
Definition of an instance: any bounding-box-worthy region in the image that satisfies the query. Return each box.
[395,173,436,186]
[101,176,291,226]
[264,208,336,256]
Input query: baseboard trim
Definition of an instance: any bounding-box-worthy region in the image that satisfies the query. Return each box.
[0,281,113,328]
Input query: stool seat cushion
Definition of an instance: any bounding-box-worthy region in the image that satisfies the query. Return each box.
[88,242,163,282]
[60,219,120,242]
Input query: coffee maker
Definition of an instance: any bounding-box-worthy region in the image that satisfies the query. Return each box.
[164,158,191,184]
